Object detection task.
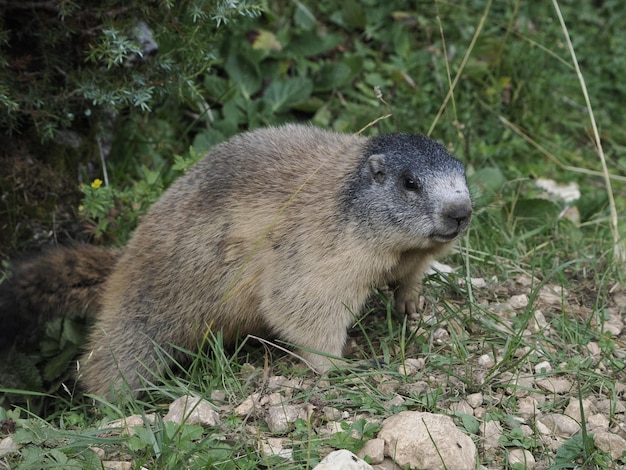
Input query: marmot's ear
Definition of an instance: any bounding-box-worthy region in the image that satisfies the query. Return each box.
[367,154,386,183]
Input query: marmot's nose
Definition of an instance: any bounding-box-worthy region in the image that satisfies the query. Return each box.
[444,204,472,229]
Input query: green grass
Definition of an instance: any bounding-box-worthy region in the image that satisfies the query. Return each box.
[1,0,626,468]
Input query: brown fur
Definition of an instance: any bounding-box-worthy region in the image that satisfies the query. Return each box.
[1,124,472,398]
[0,245,121,348]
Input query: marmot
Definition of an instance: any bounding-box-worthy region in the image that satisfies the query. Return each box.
[0,124,472,398]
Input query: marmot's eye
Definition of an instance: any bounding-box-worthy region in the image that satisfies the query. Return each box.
[403,176,419,191]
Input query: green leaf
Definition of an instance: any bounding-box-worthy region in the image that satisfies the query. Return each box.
[192,129,226,155]
[341,0,366,29]
[262,77,313,113]
[287,32,343,57]
[294,3,316,30]
[224,52,262,99]
[314,62,353,92]
[458,412,480,434]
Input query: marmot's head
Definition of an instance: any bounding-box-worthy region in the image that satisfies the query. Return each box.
[343,133,472,250]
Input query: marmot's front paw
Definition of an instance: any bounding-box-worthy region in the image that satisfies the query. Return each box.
[394,287,424,315]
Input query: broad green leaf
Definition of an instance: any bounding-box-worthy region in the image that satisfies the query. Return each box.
[314,62,353,92]
[262,77,313,113]
[224,52,261,99]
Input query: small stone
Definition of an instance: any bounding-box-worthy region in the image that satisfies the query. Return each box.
[102,462,132,470]
[384,394,406,409]
[505,376,535,398]
[517,396,541,420]
[595,398,626,414]
[508,448,536,469]
[539,285,567,304]
[535,377,572,394]
[323,406,343,421]
[266,405,300,433]
[470,277,487,288]
[480,420,503,456]
[466,393,483,408]
[324,421,344,435]
[90,447,106,459]
[563,397,593,424]
[534,361,552,374]
[164,396,220,427]
[268,376,302,394]
[0,436,19,457]
[433,327,450,344]
[586,342,601,357]
[509,294,529,309]
[234,394,260,417]
[478,354,495,368]
[593,431,626,461]
[587,414,609,431]
[259,437,292,460]
[358,438,385,465]
[450,400,473,415]
[400,358,425,375]
[473,407,486,419]
[528,310,548,333]
[520,425,533,437]
[539,414,580,438]
[313,449,373,469]
[535,420,551,436]
[102,414,156,436]
[210,390,226,402]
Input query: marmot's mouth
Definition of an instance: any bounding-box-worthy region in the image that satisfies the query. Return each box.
[431,231,461,242]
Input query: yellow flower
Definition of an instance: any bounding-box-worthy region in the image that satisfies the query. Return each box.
[91,178,103,189]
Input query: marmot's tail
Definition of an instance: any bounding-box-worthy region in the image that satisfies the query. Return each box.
[0,245,122,349]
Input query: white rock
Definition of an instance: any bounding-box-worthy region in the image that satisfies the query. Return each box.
[234,394,260,417]
[478,354,495,368]
[358,438,385,465]
[324,421,344,435]
[593,431,626,460]
[268,375,302,392]
[535,377,572,394]
[313,449,373,470]
[0,436,19,457]
[466,393,483,408]
[538,414,580,438]
[163,396,220,427]
[378,411,477,470]
[450,400,473,415]
[586,341,601,357]
[102,414,156,436]
[102,462,133,470]
[400,358,425,375]
[266,405,300,433]
[470,277,487,288]
[538,285,567,305]
[517,396,541,420]
[480,420,503,454]
[323,406,343,421]
[509,294,529,309]
[384,394,406,409]
[508,448,536,469]
[587,413,609,431]
[528,310,548,333]
[259,437,292,460]
[563,397,593,424]
[534,361,552,374]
